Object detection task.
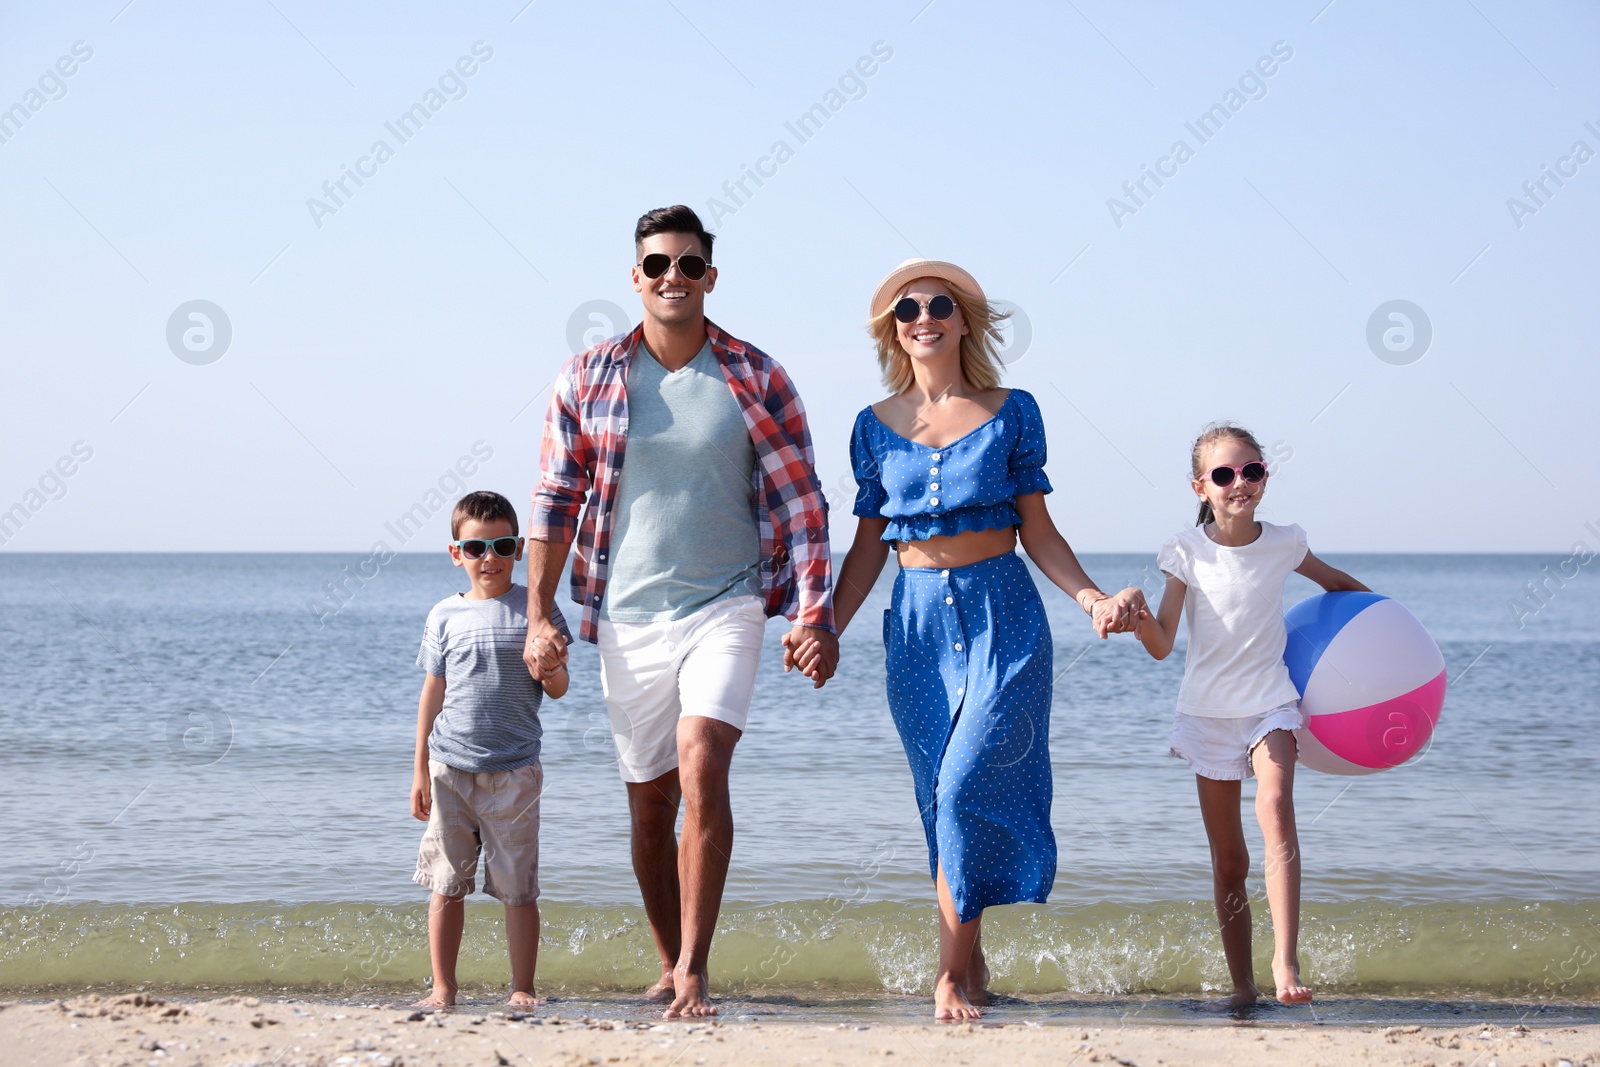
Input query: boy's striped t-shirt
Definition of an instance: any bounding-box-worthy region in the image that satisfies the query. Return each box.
[417,582,569,773]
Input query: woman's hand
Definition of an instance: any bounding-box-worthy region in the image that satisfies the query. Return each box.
[1091,587,1147,638]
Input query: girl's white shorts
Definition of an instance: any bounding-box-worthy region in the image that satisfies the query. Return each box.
[1168,702,1304,781]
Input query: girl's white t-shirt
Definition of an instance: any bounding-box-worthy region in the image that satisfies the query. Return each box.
[1157,521,1309,718]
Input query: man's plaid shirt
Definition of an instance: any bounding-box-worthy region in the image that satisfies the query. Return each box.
[530,320,835,644]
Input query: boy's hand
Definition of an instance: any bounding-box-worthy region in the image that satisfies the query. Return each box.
[523,618,569,680]
[411,770,431,822]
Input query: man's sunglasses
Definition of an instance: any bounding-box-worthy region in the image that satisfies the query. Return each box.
[1204,462,1268,487]
[453,536,521,559]
[639,253,710,280]
[893,295,956,323]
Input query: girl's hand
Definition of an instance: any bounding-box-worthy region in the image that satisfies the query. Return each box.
[1092,588,1147,638]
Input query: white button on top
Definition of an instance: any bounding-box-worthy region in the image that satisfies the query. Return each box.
[931,452,942,461]
[954,642,963,651]
[940,569,950,577]
[944,596,954,605]
[957,686,965,695]
[599,553,607,561]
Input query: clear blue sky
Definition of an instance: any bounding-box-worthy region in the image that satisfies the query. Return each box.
[2,0,1596,553]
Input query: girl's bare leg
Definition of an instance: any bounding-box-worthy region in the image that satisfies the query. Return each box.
[933,862,983,1020]
[1196,776,1257,1008]
[1251,730,1312,1003]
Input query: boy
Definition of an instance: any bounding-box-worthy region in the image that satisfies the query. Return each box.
[411,490,569,1009]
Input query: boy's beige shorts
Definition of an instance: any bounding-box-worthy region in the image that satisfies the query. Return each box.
[414,759,542,906]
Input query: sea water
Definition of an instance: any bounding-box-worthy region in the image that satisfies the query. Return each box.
[2,552,1596,1004]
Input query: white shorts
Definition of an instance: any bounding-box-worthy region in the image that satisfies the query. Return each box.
[597,595,765,783]
[1169,702,1304,781]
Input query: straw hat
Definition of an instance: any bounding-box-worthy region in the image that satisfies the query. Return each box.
[869,259,986,319]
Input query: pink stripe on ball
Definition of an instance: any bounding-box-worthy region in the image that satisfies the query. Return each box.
[1305,670,1447,770]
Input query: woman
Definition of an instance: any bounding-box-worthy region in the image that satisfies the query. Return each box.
[792,259,1144,1019]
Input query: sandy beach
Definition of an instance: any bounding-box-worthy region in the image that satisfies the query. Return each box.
[4,994,1597,1067]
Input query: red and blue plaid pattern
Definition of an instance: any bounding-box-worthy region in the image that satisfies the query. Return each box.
[531,320,835,644]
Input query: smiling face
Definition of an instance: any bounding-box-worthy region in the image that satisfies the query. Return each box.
[632,231,716,330]
[449,516,522,599]
[1193,435,1267,524]
[893,278,969,370]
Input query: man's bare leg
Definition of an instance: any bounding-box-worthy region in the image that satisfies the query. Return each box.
[664,716,740,1019]
[413,892,464,1010]
[504,902,541,1008]
[626,772,684,1003]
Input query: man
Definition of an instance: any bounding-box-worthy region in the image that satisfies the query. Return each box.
[523,205,838,1018]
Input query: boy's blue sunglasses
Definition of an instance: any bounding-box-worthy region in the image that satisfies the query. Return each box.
[453,536,520,559]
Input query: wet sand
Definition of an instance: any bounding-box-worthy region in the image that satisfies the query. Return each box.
[5,993,1598,1067]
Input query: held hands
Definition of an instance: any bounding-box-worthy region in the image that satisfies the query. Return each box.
[522,616,570,681]
[781,625,840,689]
[1087,587,1148,639]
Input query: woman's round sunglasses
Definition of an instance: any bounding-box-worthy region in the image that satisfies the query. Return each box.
[453,536,521,559]
[1204,462,1268,487]
[638,252,709,280]
[893,294,956,324]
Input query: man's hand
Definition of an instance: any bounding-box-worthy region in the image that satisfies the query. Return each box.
[522,616,570,681]
[411,769,431,822]
[781,625,839,689]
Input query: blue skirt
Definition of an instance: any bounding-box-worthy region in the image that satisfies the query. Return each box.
[883,551,1056,923]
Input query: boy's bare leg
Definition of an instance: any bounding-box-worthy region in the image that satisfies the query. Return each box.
[933,862,983,1020]
[1252,731,1312,1003]
[504,902,540,1007]
[414,893,465,1009]
[626,772,684,1003]
[665,716,740,1019]
[1196,776,1257,1010]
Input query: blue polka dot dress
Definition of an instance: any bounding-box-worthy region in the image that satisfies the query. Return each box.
[851,389,1057,924]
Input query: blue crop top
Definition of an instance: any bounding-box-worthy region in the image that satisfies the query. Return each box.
[850,388,1053,543]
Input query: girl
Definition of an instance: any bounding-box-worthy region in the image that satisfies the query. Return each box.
[1135,423,1368,1007]
[790,258,1144,1019]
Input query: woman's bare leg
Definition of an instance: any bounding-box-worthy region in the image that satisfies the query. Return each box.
[933,861,983,1020]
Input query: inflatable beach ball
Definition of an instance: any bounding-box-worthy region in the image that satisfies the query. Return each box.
[1283,591,1446,775]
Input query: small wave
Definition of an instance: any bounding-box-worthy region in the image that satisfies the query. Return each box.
[2,899,1597,998]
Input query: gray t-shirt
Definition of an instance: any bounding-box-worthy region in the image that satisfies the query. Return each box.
[603,341,763,622]
[417,583,570,772]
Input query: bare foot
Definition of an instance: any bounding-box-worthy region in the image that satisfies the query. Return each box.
[507,990,540,1009]
[663,968,716,1019]
[934,972,982,1021]
[1202,988,1257,1013]
[643,972,675,1005]
[967,950,992,1007]
[1273,959,1313,1003]
[411,990,455,1011]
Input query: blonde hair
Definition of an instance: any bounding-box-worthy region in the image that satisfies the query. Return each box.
[869,278,1007,393]
[1190,423,1265,527]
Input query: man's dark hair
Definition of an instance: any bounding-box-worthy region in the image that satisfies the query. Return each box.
[451,490,518,539]
[634,205,714,262]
